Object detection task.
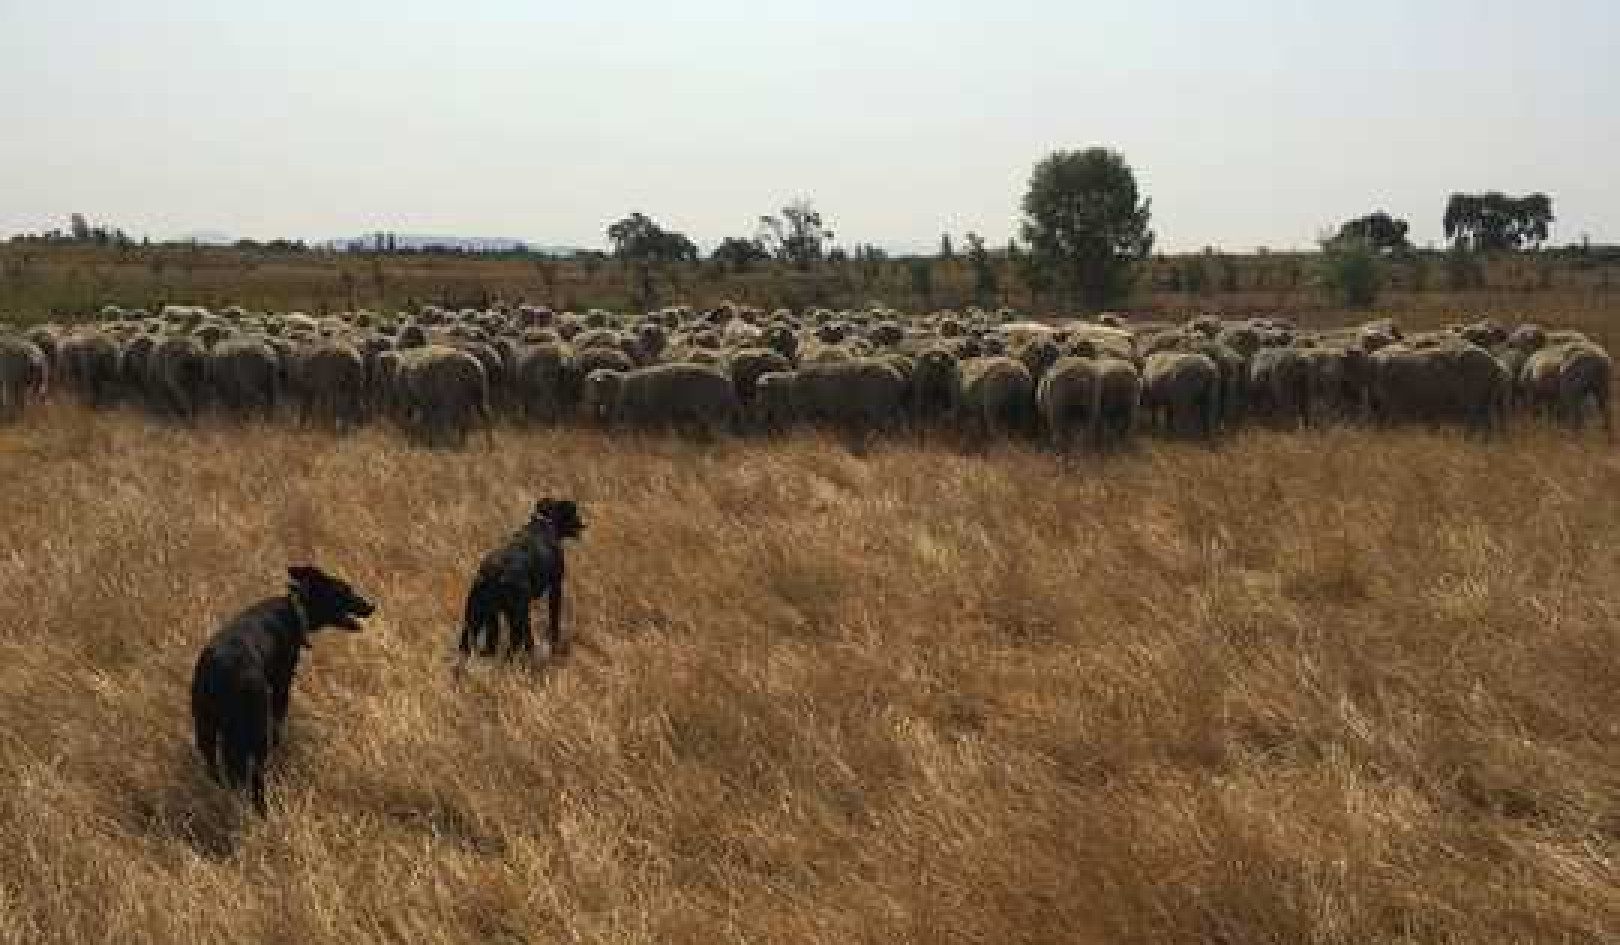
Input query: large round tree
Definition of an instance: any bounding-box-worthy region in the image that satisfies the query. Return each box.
[1020,148,1154,309]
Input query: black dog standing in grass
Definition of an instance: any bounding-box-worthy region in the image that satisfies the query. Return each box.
[190,565,374,814]
[459,498,584,662]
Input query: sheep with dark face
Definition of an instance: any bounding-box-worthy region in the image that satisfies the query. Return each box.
[635,322,669,362]
[761,323,798,362]
[726,347,792,420]
[1216,324,1262,359]
[1507,323,1547,353]
[191,566,374,814]
[816,322,852,345]
[868,321,905,348]
[1016,337,1064,383]
[1460,320,1508,349]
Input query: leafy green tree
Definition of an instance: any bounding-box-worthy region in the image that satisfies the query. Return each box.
[1019,147,1153,307]
[1319,235,1382,307]
[606,212,697,264]
[1443,193,1553,252]
[759,199,833,271]
[965,232,998,306]
[1336,211,1411,254]
[711,236,770,274]
[606,212,696,307]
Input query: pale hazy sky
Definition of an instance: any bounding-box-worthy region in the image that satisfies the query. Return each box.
[3,1,1615,252]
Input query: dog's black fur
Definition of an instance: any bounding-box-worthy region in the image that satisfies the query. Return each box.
[190,566,374,813]
[459,498,584,659]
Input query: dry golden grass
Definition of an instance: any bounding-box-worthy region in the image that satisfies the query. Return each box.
[1,407,1617,943]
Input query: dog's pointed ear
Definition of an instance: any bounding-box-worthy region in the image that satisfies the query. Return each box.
[533,498,555,518]
[288,565,319,586]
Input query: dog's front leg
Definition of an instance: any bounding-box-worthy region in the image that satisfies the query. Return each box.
[548,581,567,657]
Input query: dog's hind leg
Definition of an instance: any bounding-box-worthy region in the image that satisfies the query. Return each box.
[193,706,221,782]
[460,584,500,657]
[505,599,533,661]
[221,689,272,815]
[480,611,501,657]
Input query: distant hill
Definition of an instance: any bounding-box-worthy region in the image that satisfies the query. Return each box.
[322,234,589,255]
[174,230,236,246]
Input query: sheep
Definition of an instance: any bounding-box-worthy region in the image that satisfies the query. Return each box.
[1036,355,1141,452]
[1142,351,1221,440]
[205,337,281,418]
[582,363,739,438]
[1036,357,1100,452]
[755,359,908,442]
[725,347,793,421]
[148,334,210,421]
[292,341,368,432]
[1092,357,1143,449]
[910,345,962,430]
[513,342,574,424]
[392,345,492,447]
[208,336,283,421]
[59,330,122,407]
[1247,346,1312,430]
[0,337,48,421]
[1370,339,1508,433]
[1520,341,1612,434]
[957,356,1036,443]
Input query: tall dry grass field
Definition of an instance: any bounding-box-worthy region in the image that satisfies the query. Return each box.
[0,407,1616,943]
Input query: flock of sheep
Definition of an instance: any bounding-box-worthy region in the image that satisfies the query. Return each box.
[0,301,1611,446]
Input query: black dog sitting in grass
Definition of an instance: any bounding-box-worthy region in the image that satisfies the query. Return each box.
[190,565,374,813]
[459,498,584,661]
